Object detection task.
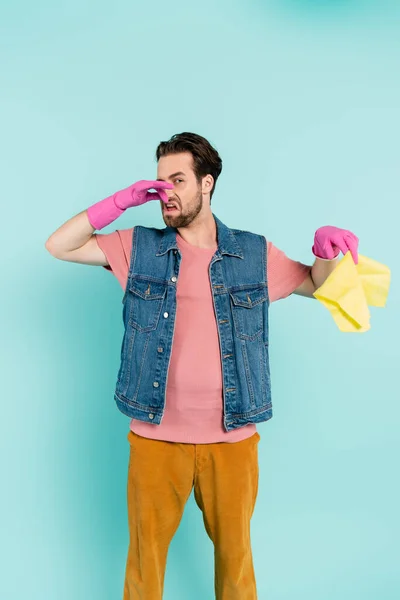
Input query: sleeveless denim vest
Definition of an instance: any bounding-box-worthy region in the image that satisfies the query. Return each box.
[114,213,272,432]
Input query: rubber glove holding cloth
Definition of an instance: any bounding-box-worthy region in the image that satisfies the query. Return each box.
[313,252,391,332]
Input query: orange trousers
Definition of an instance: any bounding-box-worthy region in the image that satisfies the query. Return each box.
[123,430,261,600]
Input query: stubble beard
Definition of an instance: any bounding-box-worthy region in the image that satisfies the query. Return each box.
[163,188,203,229]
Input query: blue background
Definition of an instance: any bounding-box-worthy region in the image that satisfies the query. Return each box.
[1,0,399,598]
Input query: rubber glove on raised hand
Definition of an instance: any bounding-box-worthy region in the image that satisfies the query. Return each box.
[87,180,174,230]
[312,225,359,265]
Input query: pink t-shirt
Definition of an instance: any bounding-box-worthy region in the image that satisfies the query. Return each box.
[95,227,311,444]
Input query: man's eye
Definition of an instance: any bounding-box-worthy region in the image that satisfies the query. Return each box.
[175,179,183,183]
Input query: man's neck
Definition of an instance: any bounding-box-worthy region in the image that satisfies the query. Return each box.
[176,212,217,249]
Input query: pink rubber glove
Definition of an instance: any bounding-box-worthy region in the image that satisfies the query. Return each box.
[87,180,174,230]
[312,226,359,265]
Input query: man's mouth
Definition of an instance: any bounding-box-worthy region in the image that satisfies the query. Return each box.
[164,202,179,213]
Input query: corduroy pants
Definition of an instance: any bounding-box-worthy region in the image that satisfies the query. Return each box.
[123,429,261,599]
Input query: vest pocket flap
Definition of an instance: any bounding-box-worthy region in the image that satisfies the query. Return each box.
[229,286,268,308]
[128,278,167,300]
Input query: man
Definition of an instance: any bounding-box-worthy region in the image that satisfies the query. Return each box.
[45,132,359,599]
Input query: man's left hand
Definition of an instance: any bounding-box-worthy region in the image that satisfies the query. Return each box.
[312,225,359,265]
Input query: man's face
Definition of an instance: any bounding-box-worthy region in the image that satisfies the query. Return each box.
[157,152,204,228]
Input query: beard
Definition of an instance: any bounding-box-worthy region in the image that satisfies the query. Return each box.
[162,188,203,228]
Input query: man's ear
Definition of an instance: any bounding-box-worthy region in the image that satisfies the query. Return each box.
[202,174,214,194]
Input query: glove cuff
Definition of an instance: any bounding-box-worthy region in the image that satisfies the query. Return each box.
[312,245,340,261]
[87,195,125,230]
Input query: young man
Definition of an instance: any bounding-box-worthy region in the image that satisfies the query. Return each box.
[45,132,359,600]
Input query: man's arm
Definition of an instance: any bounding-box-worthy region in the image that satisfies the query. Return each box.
[45,209,109,266]
[293,256,340,298]
[44,179,173,266]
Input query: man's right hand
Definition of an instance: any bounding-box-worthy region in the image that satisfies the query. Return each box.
[114,180,174,210]
[86,179,174,231]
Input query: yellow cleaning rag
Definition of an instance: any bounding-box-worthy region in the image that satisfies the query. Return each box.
[313,252,391,332]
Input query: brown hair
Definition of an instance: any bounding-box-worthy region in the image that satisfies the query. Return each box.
[155,132,222,202]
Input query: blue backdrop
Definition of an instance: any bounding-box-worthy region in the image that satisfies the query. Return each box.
[1,1,399,598]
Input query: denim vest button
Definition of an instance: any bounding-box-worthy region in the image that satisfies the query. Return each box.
[149,413,154,419]
[171,276,177,282]
[153,381,159,388]
[157,347,163,353]
[163,312,169,318]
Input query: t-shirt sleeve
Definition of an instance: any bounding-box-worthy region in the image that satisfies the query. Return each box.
[94,227,134,291]
[266,239,312,302]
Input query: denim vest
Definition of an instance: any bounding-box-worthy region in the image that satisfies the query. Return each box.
[114,213,272,432]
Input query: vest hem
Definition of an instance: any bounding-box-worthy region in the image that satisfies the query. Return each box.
[225,405,273,431]
[114,393,163,424]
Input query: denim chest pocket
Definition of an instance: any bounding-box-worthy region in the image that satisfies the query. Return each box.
[229,285,268,340]
[127,277,168,333]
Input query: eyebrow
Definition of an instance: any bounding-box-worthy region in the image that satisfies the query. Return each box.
[156,171,186,181]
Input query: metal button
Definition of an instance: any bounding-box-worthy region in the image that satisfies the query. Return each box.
[171,276,177,282]
[149,413,154,420]
[153,381,159,388]
[157,347,163,353]
[163,312,169,318]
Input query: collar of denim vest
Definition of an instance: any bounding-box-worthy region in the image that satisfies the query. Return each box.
[156,213,244,259]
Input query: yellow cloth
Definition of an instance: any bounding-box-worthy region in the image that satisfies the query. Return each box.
[313,252,391,332]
